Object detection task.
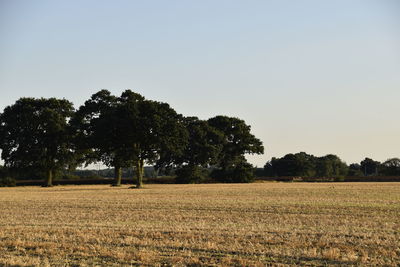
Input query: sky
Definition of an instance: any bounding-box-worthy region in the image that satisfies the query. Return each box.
[0,0,399,167]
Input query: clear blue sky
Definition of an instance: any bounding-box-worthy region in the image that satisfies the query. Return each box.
[0,0,399,167]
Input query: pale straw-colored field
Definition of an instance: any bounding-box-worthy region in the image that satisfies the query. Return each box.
[0,182,399,266]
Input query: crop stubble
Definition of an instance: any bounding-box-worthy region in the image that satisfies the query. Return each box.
[0,182,399,266]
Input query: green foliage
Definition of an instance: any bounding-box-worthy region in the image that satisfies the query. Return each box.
[360,157,380,176]
[211,159,255,183]
[207,116,263,180]
[265,155,400,179]
[71,89,131,169]
[265,152,348,178]
[254,168,266,177]
[172,117,223,182]
[72,89,188,187]
[315,154,348,177]
[265,152,316,177]
[128,98,188,166]
[0,97,75,186]
[0,165,7,178]
[178,117,223,166]
[347,163,362,176]
[0,176,16,187]
[380,158,400,176]
[0,166,14,186]
[119,92,188,187]
[175,165,208,184]
[208,116,264,166]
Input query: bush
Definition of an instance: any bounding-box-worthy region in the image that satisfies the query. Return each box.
[175,165,208,184]
[211,161,255,183]
[0,176,16,187]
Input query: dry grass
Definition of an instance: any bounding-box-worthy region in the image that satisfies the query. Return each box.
[0,182,399,266]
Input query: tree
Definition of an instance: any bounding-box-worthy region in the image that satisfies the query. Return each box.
[348,163,363,176]
[381,158,400,176]
[360,158,380,176]
[315,154,348,178]
[123,97,188,188]
[211,156,256,182]
[208,116,264,182]
[72,89,188,188]
[293,152,316,177]
[264,152,316,177]
[265,153,348,179]
[71,90,134,186]
[0,97,75,186]
[173,117,223,183]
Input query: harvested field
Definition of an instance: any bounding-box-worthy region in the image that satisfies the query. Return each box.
[0,182,399,266]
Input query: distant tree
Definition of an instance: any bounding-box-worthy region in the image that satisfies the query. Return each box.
[254,167,266,177]
[348,163,363,176]
[211,157,256,182]
[295,152,317,177]
[315,154,348,177]
[264,152,316,177]
[380,158,400,176]
[208,116,264,182]
[0,97,75,186]
[265,152,348,178]
[173,117,223,183]
[263,160,274,176]
[360,158,380,176]
[175,165,209,184]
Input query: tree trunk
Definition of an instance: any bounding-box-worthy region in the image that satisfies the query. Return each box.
[44,169,53,187]
[136,159,144,188]
[113,166,122,186]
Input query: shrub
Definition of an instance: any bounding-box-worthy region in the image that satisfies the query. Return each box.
[0,176,16,187]
[211,161,255,183]
[175,165,208,184]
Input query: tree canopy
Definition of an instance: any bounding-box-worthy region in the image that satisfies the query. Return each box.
[208,115,264,182]
[3,90,400,186]
[173,117,223,183]
[360,158,380,176]
[71,90,188,187]
[265,152,348,178]
[380,158,400,176]
[0,97,74,186]
[70,90,132,185]
[121,95,188,188]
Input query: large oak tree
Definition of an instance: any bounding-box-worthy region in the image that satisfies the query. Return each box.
[72,90,188,188]
[71,90,134,186]
[119,92,188,188]
[0,97,75,186]
[207,115,264,182]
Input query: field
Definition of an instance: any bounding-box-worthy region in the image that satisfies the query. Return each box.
[0,183,399,266]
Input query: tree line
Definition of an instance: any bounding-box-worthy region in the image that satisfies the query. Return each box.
[264,152,400,178]
[1,90,399,187]
[0,90,264,187]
